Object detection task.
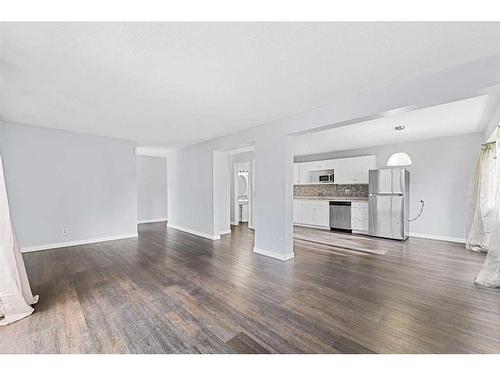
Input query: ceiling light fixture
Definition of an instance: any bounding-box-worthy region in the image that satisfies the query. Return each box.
[387,125,412,167]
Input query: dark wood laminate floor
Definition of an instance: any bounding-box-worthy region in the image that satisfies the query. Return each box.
[1,223,499,354]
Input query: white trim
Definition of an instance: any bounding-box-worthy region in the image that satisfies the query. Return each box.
[220,229,232,235]
[410,232,465,243]
[229,145,255,154]
[253,247,295,261]
[21,233,139,253]
[135,146,169,158]
[138,217,167,224]
[167,223,220,240]
[231,221,239,226]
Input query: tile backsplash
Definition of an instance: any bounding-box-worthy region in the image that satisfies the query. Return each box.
[294,184,368,198]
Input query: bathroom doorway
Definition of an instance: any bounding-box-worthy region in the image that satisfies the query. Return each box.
[230,146,255,230]
[234,162,250,225]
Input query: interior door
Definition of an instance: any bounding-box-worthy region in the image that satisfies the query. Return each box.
[248,159,255,229]
[233,164,240,224]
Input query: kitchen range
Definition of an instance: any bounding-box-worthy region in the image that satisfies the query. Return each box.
[293,154,410,241]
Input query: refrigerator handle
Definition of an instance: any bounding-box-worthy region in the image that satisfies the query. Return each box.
[400,169,405,194]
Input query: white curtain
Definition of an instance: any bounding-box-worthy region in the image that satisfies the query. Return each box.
[474,127,500,288]
[0,153,38,325]
[466,141,497,252]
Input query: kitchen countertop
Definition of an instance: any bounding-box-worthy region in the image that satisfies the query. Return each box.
[294,196,369,202]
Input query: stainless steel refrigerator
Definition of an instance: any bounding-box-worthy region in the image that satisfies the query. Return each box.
[368,168,409,240]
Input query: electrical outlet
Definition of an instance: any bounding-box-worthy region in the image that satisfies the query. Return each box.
[279,238,284,246]
[62,228,69,235]
[344,189,351,195]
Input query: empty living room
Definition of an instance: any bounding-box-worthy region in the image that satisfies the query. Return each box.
[1,1,500,373]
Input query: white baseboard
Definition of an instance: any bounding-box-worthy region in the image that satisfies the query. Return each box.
[220,229,232,235]
[167,223,220,240]
[410,232,465,243]
[293,223,330,230]
[21,233,139,253]
[253,247,295,261]
[137,217,167,224]
[231,221,239,226]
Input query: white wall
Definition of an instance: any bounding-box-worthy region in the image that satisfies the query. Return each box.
[295,133,483,241]
[166,55,500,260]
[167,128,295,258]
[0,121,138,251]
[137,155,167,223]
[483,100,500,141]
[213,151,230,236]
[167,144,216,239]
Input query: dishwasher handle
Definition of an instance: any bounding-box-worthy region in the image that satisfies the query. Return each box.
[329,201,351,206]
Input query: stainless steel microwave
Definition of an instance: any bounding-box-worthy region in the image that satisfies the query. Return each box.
[319,174,334,183]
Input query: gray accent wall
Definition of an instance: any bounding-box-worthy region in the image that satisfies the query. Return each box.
[137,155,167,222]
[295,132,482,241]
[0,121,138,250]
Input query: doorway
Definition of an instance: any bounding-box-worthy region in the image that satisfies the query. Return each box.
[229,147,255,230]
[234,162,250,225]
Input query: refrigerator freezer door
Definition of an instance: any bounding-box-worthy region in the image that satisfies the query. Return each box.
[369,168,406,194]
[369,169,393,194]
[391,168,405,194]
[369,194,405,240]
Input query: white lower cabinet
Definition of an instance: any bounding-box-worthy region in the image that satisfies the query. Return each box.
[316,203,330,227]
[295,200,369,233]
[294,200,330,228]
[351,202,369,231]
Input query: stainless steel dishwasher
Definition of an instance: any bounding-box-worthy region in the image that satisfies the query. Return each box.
[329,201,351,231]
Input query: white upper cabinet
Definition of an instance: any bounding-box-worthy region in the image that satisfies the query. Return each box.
[294,155,377,185]
[321,159,337,170]
[308,161,327,170]
[298,163,310,183]
[333,158,355,184]
[293,163,300,184]
[353,155,377,183]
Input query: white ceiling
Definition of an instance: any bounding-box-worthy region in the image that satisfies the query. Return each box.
[1,22,500,148]
[293,94,497,156]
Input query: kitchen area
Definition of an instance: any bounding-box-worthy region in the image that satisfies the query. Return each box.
[293,154,411,252]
